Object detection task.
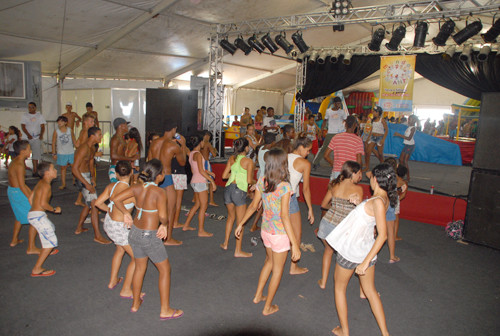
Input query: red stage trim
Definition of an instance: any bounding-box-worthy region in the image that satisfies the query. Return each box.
[211,163,466,227]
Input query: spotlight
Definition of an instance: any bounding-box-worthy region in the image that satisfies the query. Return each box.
[482,18,500,43]
[317,50,329,64]
[329,50,340,63]
[234,36,252,55]
[342,50,352,65]
[332,0,351,16]
[291,31,309,53]
[453,21,483,45]
[247,34,265,53]
[432,19,455,46]
[219,38,237,55]
[368,27,386,51]
[459,44,472,62]
[296,52,307,63]
[413,21,428,47]
[442,45,456,61]
[386,24,406,51]
[275,33,294,54]
[478,45,491,62]
[333,24,345,32]
[308,50,319,64]
[261,33,279,53]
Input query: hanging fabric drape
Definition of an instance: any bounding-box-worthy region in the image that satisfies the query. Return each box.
[415,52,500,101]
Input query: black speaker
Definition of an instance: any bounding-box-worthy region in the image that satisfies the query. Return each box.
[463,169,500,249]
[472,92,500,170]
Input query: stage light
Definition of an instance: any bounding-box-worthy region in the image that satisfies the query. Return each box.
[453,21,483,45]
[432,19,455,46]
[385,24,406,51]
[275,33,294,54]
[368,27,386,51]
[248,34,265,53]
[342,50,352,65]
[308,50,319,64]
[291,31,309,53]
[219,38,237,55]
[332,0,351,16]
[413,21,428,47]
[333,24,345,32]
[482,18,500,43]
[261,33,279,53]
[329,50,340,63]
[317,50,329,64]
[478,45,491,62]
[442,45,456,61]
[296,52,307,63]
[459,44,472,62]
[234,36,252,55]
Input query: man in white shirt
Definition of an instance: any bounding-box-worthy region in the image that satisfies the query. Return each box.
[21,102,46,176]
[263,107,279,134]
[312,96,348,168]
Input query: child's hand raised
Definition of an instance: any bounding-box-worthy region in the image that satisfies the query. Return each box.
[291,244,301,262]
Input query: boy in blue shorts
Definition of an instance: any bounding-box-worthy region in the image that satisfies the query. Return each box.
[52,116,76,190]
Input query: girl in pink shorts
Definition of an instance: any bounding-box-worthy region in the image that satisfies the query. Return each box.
[235,148,301,316]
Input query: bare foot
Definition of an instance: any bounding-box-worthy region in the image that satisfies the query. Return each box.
[26,247,42,255]
[182,226,196,231]
[262,304,279,316]
[220,243,228,250]
[290,266,309,275]
[74,201,86,207]
[395,236,403,241]
[74,228,89,235]
[317,279,326,289]
[164,238,183,246]
[234,251,252,258]
[94,237,112,245]
[130,298,143,313]
[332,326,345,335]
[250,225,260,232]
[108,277,123,290]
[198,231,213,237]
[389,256,400,264]
[58,185,66,190]
[10,239,24,247]
[253,295,267,304]
[173,223,184,229]
[208,202,219,207]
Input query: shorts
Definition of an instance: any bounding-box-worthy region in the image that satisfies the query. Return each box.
[28,138,42,160]
[261,230,290,253]
[7,187,30,224]
[386,205,396,221]
[317,217,337,240]
[330,171,340,181]
[108,165,117,183]
[172,174,187,190]
[191,182,208,193]
[159,174,174,188]
[289,194,300,214]
[57,153,74,166]
[311,139,319,155]
[224,183,247,206]
[336,252,376,270]
[240,126,247,135]
[28,211,58,248]
[128,225,168,264]
[368,135,383,146]
[402,144,415,156]
[75,172,97,207]
[103,213,129,246]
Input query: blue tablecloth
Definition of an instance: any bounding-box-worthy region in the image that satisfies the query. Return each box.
[384,123,462,166]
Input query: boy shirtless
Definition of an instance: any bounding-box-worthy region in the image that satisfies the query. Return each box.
[201,130,218,206]
[61,102,81,132]
[109,117,137,182]
[72,126,110,244]
[74,113,95,206]
[7,140,39,253]
[28,162,61,277]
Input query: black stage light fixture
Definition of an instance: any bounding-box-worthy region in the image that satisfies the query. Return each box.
[248,34,265,53]
[453,20,483,45]
[333,24,345,32]
[413,21,428,47]
[292,31,309,53]
[432,19,455,46]
[386,24,406,51]
[442,45,456,61]
[478,45,491,62]
[261,33,279,53]
[459,44,472,62]
[368,27,386,51]
[482,18,500,43]
[234,36,252,55]
[219,38,237,55]
[275,32,294,54]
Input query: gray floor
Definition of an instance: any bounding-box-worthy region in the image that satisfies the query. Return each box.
[0,161,499,336]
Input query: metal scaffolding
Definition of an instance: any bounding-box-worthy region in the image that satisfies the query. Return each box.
[294,61,306,132]
[218,0,499,35]
[205,33,225,158]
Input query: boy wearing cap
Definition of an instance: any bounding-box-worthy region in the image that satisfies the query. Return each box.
[109,118,138,182]
[61,102,81,132]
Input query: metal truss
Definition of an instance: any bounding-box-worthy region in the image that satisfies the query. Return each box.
[218,0,499,36]
[294,62,306,132]
[206,33,224,158]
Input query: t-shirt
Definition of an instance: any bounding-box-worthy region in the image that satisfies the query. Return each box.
[21,112,46,139]
[403,126,416,145]
[328,132,364,173]
[56,128,74,155]
[257,148,269,180]
[263,116,278,133]
[305,123,318,141]
[325,108,348,134]
[7,134,17,151]
[257,177,291,235]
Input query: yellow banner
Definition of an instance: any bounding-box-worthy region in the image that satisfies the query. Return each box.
[379,55,416,113]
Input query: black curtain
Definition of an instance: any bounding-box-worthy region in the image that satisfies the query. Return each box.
[415,52,500,101]
[297,55,380,101]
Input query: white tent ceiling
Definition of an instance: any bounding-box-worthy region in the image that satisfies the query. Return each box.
[0,0,498,92]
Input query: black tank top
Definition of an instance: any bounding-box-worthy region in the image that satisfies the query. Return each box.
[171,141,186,174]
